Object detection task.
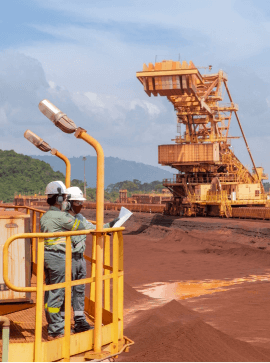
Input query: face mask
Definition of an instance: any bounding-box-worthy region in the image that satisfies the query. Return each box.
[72,204,83,214]
[61,201,71,211]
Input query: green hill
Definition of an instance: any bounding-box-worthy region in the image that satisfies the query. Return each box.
[0,150,65,202]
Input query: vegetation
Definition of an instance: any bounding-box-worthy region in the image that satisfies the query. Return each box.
[0,150,65,203]
[71,179,85,191]
[0,150,164,204]
[106,179,163,193]
[83,179,164,202]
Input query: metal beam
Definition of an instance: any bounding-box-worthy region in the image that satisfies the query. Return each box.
[224,80,261,187]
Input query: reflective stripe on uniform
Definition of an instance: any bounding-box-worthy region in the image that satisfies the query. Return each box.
[74,311,84,316]
[44,237,66,246]
[47,306,61,313]
[71,219,81,231]
[44,303,48,309]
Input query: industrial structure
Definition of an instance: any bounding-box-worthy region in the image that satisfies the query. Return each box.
[137,60,268,217]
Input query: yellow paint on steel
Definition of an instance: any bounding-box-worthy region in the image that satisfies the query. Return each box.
[51,148,71,188]
[3,228,124,293]
[90,234,96,302]
[32,211,37,264]
[34,237,44,362]
[104,234,111,311]
[118,231,124,339]
[63,236,72,361]
[0,204,46,214]
[3,228,127,361]
[112,232,119,354]
[136,68,202,78]
[74,127,104,353]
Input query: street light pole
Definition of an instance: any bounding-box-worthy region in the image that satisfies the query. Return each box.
[83,156,86,198]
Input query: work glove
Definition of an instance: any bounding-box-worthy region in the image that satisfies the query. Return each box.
[108,217,120,228]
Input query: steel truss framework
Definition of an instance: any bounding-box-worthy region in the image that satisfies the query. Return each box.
[137,60,268,217]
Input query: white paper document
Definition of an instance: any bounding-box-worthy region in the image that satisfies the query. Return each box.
[114,207,133,227]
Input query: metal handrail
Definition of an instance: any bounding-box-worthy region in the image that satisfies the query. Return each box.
[0,204,45,214]
[3,228,124,292]
[3,227,125,361]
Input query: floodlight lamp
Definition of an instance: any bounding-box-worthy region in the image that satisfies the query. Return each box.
[38,99,77,134]
[24,129,52,152]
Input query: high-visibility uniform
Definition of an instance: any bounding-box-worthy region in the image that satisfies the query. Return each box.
[70,215,110,327]
[40,206,89,336]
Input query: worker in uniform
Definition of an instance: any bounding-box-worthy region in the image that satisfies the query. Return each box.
[41,181,91,339]
[65,186,119,333]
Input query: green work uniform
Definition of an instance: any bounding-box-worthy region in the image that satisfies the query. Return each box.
[40,206,89,337]
[70,215,111,326]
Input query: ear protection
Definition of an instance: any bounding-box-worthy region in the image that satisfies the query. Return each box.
[60,194,72,211]
[56,187,64,204]
[65,194,71,210]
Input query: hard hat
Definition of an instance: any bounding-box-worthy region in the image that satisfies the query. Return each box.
[66,186,86,201]
[45,181,67,195]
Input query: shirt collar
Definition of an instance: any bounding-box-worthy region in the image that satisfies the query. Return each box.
[49,205,61,211]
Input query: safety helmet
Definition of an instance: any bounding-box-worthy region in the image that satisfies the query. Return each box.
[66,186,86,201]
[45,181,67,195]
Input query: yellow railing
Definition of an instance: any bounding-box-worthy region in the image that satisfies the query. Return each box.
[3,228,133,362]
[231,194,267,204]
[189,192,267,205]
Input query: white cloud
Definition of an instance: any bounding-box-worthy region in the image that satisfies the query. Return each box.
[130,100,160,117]
[0,50,173,167]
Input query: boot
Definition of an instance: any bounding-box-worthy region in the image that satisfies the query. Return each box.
[74,319,93,333]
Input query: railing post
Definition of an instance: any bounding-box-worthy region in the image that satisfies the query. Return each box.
[32,211,37,264]
[118,232,124,340]
[90,235,96,301]
[63,236,72,361]
[34,237,44,362]
[74,128,104,354]
[104,234,110,311]
[112,232,119,354]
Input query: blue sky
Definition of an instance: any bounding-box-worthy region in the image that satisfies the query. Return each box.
[1,0,270,174]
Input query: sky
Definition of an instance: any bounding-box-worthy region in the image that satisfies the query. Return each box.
[1,0,270,175]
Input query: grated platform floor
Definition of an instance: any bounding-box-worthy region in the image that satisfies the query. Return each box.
[0,274,94,359]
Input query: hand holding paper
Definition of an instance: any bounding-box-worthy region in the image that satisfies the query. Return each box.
[113,207,133,227]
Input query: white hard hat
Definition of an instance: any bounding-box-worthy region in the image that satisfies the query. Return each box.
[45,181,67,195]
[66,186,86,201]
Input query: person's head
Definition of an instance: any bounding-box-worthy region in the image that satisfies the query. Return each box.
[45,181,67,207]
[66,186,86,214]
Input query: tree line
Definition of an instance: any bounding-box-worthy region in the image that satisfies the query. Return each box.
[73,179,164,203]
[0,150,164,203]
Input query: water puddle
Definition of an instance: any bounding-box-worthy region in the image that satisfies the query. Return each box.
[137,272,270,302]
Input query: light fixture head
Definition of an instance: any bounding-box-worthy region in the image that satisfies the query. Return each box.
[24,130,52,152]
[38,99,77,134]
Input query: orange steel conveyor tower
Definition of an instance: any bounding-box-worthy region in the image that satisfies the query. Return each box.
[137,60,268,217]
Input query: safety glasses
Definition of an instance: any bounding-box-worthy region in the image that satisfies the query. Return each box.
[73,201,84,206]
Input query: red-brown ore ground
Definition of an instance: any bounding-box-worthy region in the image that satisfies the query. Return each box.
[83,210,270,361]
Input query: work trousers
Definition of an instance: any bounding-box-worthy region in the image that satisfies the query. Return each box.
[44,250,65,336]
[71,253,87,323]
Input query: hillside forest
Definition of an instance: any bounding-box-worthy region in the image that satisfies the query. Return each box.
[0,150,164,203]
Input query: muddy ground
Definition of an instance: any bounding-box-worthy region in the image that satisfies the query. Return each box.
[83,210,270,361]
